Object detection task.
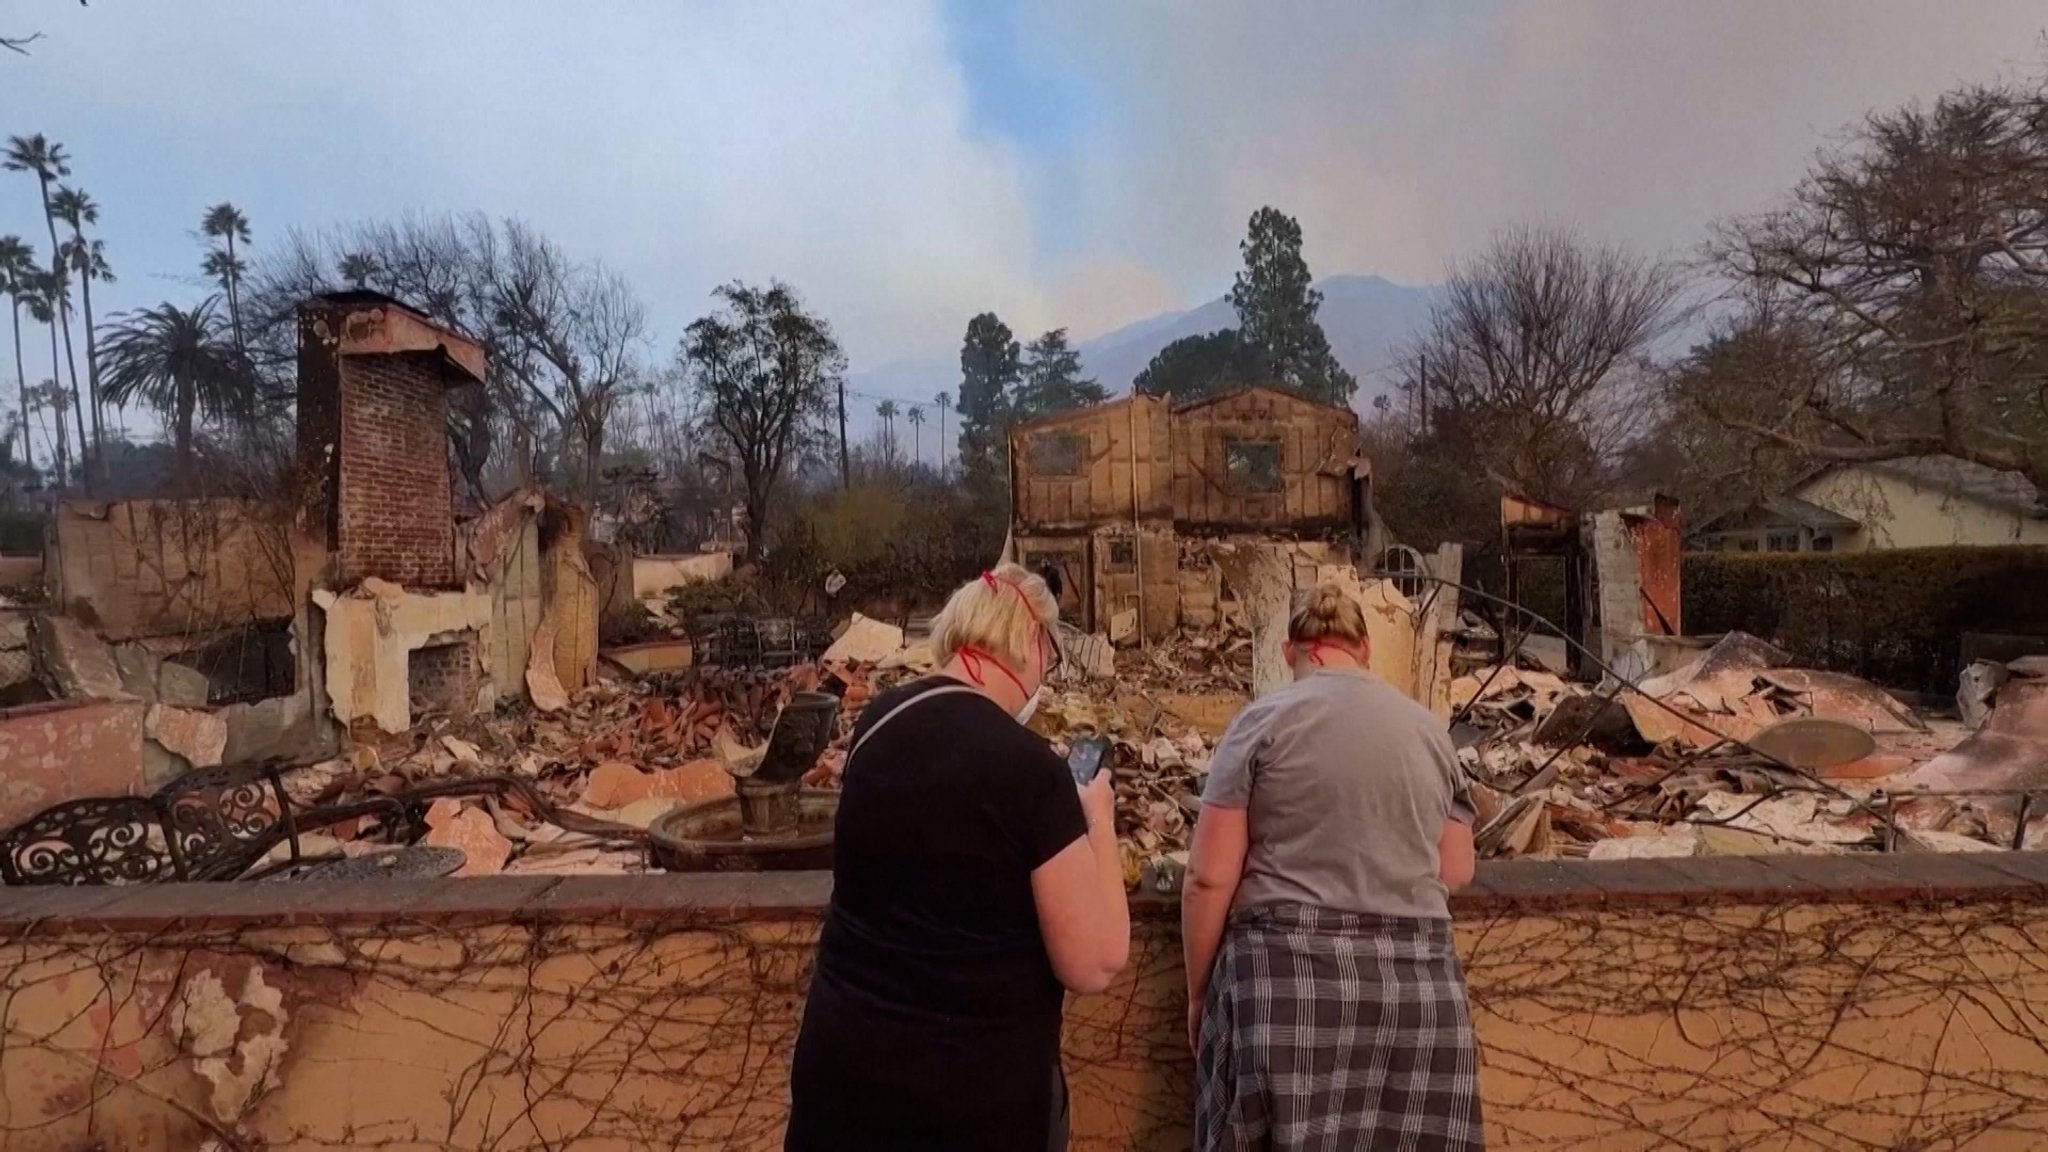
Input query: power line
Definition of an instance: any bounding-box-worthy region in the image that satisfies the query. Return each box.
[840,384,954,413]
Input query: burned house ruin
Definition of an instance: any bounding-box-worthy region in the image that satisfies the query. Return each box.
[0,291,603,829]
[1007,386,1384,640]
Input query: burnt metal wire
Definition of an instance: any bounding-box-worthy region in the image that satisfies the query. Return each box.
[1364,566,1992,852]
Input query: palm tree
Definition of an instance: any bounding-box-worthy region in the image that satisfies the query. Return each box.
[875,399,898,466]
[3,135,68,280]
[933,390,951,479]
[66,238,113,465]
[0,236,34,473]
[200,203,251,350]
[21,277,69,485]
[97,297,252,474]
[5,135,86,476]
[38,268,86,471]
[53,185,108,469]
[338,251,380,289]
[202,246,245,312]
[906,405,926,468]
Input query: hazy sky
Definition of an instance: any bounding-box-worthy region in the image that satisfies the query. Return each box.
[4,0,2044,401]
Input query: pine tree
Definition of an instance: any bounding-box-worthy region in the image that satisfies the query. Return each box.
[1015,328,1107,419]
[955,312,1020,494]
[1134,329,1253,400]
[1229,207,1356,403]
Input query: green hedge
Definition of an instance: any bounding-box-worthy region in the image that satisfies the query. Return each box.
[1683,546,2048,692]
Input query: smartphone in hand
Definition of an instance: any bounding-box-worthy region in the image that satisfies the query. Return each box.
[1067,735,1110,787]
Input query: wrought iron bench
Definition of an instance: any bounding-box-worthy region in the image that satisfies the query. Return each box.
[1,764,641,886]
[0,796,183,887]
[0,762,418,887]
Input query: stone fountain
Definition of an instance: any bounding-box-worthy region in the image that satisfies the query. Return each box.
[647,691,842,872]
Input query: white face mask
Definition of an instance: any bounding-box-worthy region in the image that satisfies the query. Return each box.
[1014,687,1044,726]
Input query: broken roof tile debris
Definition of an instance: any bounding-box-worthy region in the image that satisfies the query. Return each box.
[1449,632,2036,860]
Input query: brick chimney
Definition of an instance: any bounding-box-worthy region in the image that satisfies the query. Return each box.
[296,292,487,590]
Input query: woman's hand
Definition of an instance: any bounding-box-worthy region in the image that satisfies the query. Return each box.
[1034,764,1133,995]
[1078,768,1116,836]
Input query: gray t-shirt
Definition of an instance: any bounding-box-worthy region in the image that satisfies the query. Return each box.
[1201,667,1475,921]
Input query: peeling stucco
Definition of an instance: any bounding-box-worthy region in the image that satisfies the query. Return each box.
[169,966,289,1125]
[0,700,151,828]
[314,581,492,733]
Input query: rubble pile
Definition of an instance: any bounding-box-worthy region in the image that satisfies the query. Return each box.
[267,608,2048,880]
[1032,689,1219,894]
[274,613,1252,886]
[1114,633,1252,696]
[1447,631,2023,860]
[274,660,927,876]
[1107,604,1257,696]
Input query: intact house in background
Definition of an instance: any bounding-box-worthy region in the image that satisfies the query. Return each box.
[1007,386,1383,641]
[1692,456,2048,553]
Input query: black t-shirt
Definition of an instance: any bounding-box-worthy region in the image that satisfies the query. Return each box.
[791,677,1089,1149]
[816,676,1089,1021]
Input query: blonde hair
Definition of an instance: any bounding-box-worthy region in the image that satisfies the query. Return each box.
[930,563,1061,669]
[1288,582,1369,646]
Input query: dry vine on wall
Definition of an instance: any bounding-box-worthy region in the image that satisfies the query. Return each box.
[1,901,2046,1151]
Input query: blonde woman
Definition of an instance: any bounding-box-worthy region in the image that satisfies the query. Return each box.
[787,565,1130,1152]
[1183,584,1482,1151]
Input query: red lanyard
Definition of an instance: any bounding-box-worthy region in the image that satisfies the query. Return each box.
[956,645,1032,699]
[1289,640,1340,666]
[953,572,1045,697]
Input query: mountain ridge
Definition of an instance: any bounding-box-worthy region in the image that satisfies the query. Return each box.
[843,273,1440,437]
[1074,273,1439,405]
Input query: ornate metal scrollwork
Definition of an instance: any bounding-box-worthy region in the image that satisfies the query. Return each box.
[156,764,294,881]
[0,797,180,886]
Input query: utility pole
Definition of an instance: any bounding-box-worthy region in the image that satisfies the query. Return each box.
[1416,351,1429,438]
[837,377,849,491]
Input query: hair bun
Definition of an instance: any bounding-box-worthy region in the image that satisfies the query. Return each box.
[1312,584,1349,619]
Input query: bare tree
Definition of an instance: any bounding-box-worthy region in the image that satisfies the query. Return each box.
[245,214,650,508]
[1698,71,2048,498]
[1653,286,1845,513]
[1400,223,1684,507]
[480,220,649,507]
[682,281,843,563]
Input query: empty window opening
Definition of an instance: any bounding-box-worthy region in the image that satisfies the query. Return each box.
[1225,440,1283,495]
[1031,432,1085,478]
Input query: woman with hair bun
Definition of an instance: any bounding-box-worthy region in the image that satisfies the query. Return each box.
[787,563,1130,1152]
[1182,582,1482,1151]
